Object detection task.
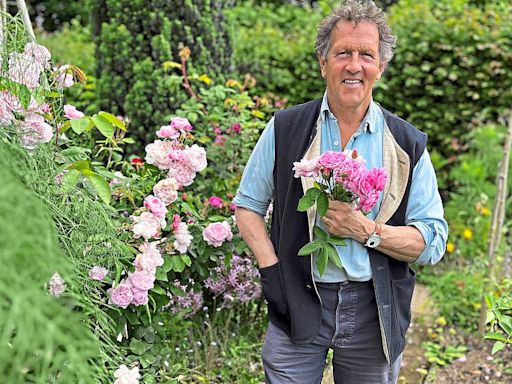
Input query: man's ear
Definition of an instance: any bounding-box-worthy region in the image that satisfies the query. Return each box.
[318,53,326,79]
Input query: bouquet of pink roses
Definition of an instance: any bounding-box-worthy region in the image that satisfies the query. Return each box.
[292,149,387,275]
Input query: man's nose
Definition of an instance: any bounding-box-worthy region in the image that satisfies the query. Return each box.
[346,54,363,73]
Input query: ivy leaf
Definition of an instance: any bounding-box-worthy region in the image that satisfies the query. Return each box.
[297,188,322,212]
[129,339,148,355]
[317,192,329,217]
[316,247,328,277]
[91,113,114,138]
[326,243,342,269]
[297,240,323,256]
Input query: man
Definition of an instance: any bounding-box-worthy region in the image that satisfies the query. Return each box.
[234,1,448,383]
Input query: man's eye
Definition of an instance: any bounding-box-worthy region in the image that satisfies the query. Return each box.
[335,51,349,57]
[363,52,374,59]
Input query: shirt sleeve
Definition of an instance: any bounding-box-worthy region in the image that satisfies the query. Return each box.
[233,117,276,216]
[405,149,449,265]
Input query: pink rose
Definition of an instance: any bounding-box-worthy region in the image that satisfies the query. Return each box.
[170,116,192,132]
[208,196,223,208]
[89,266,109,281]
[0,93,15,126]
[109,281,133,308]
[202,221,233,247]
[145,140,175,170]
[292,158,320,178]
[144,195,167,218]
[173,222,193,254]
[367,167,387,191]
[168,163,196,186]
[318,151,347,171]
[132,212,165,240]
[131,288,149,306]
[55,65,74,88]
[229,203,237,211]
[128,270,155,290]
[230,123,241,134]
[185,144,207,172]
[153,178,179,205]
[134,242,163,273]
[17,113,53,149]
[8,52,42,89]
[63,104,85,119]
[24,42,51,69]
[156,124,180,139]
[357,191,380,213]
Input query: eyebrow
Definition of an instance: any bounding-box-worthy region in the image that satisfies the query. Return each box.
[331,44,378,54]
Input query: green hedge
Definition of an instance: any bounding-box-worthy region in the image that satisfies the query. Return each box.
[375,0,512,159]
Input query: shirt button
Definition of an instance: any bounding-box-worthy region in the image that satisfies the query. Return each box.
[334,141,339,146]
[306,284,312,290]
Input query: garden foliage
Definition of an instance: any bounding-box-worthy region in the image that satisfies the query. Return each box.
[91,0,234,148]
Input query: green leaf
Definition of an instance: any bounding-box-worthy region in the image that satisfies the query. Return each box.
[60,169,80,191]
[327,235,346,247]
[297,187,321,212]
[155,268,168,282]
[124,310,140,325]
[140,352,157,368]
[129,339,148,355]
[181,254,192,267]
[70,117,92,134]
[151,285,166,296]
[84,171,111,205]
[316,248,328,277]
[169,285,186,297]
[99,111,126,131]
[317,192,329,217]
[313,226,328,241]
[162,256,173,273]
[297,240,323,256]
[69,160,90,172]
[171,256,186,272]
[326,244,342,269]
[491,341,505,355]
[91,114,114,138]
[484,332,507,342]
[60,146,91,162]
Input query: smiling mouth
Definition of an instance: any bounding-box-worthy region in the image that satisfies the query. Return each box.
[342,79,362,84]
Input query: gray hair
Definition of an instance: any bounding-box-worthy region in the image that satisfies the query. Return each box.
[316,0,396,65]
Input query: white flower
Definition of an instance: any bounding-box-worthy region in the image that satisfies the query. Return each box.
[173,222,193,254]
[114,364,140,384]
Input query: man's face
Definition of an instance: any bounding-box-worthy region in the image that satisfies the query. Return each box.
[318,20,384,113]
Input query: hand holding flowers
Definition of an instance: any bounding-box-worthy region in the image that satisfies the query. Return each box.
[293,149,387,276]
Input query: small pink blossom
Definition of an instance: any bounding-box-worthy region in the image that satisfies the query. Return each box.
[208,196,223,208]
[131,288,149,306]
[156,124,180,139]
[63,104,85,119]
[109,281,133,308]
[170,116,192,132]
[292,158,320,178]
[109,171,125,186]
[89,266,109,281]
[229,203,237,211]
[213,127,222,135]
[172,214,181,230]
[54,170,67,185]
[0,93,15,126]
[132,212,165,240]
[54,65,74,88]
[145,139,175,170]
[144,195,167,218]
[168,163,196,186]
[8,52,42,89]
[128,270,155,291]
[114,364,140,384]
[185,144,207,172]
[153,177,179,205]
[203,221,233,247]
[17,113,53,149]
[24,42,51,69]
[134,242,164,273]
[173,222,193,254]
[231,123,241,134]
[48,272,66,297]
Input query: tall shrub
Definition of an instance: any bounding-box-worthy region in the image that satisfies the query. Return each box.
[91,0,234,147]
[376,0,512,162]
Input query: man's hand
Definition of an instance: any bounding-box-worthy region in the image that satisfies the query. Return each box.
[323,200,373,243]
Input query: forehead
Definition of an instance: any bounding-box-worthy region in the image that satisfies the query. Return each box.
[329,20,380,51]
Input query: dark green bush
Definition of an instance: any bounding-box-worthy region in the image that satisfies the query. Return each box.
[376,0,512,161]
[92,0,234,148]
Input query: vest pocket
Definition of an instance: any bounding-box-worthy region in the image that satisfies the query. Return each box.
[391,275,415,338]
[259,262,289,321]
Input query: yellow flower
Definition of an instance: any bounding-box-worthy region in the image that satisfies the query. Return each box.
[446,242,455,253]
[463,228,473,240]
[481,207,490,216]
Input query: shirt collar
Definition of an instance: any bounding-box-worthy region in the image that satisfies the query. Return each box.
[320,91,380,134]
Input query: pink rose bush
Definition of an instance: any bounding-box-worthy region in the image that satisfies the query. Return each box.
[293,150,387,276]
[203,221,233,247]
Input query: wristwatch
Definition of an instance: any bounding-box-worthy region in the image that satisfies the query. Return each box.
[365,222,382,248]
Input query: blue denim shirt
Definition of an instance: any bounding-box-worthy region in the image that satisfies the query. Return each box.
[234,94,448,282]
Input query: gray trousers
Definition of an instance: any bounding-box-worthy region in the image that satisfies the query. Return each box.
[262,280,402,384]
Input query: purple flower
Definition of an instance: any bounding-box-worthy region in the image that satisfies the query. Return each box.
[168,280,203,317]
[89,266,109,281]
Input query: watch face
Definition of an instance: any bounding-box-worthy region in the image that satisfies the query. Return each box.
[366,234,381,248]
